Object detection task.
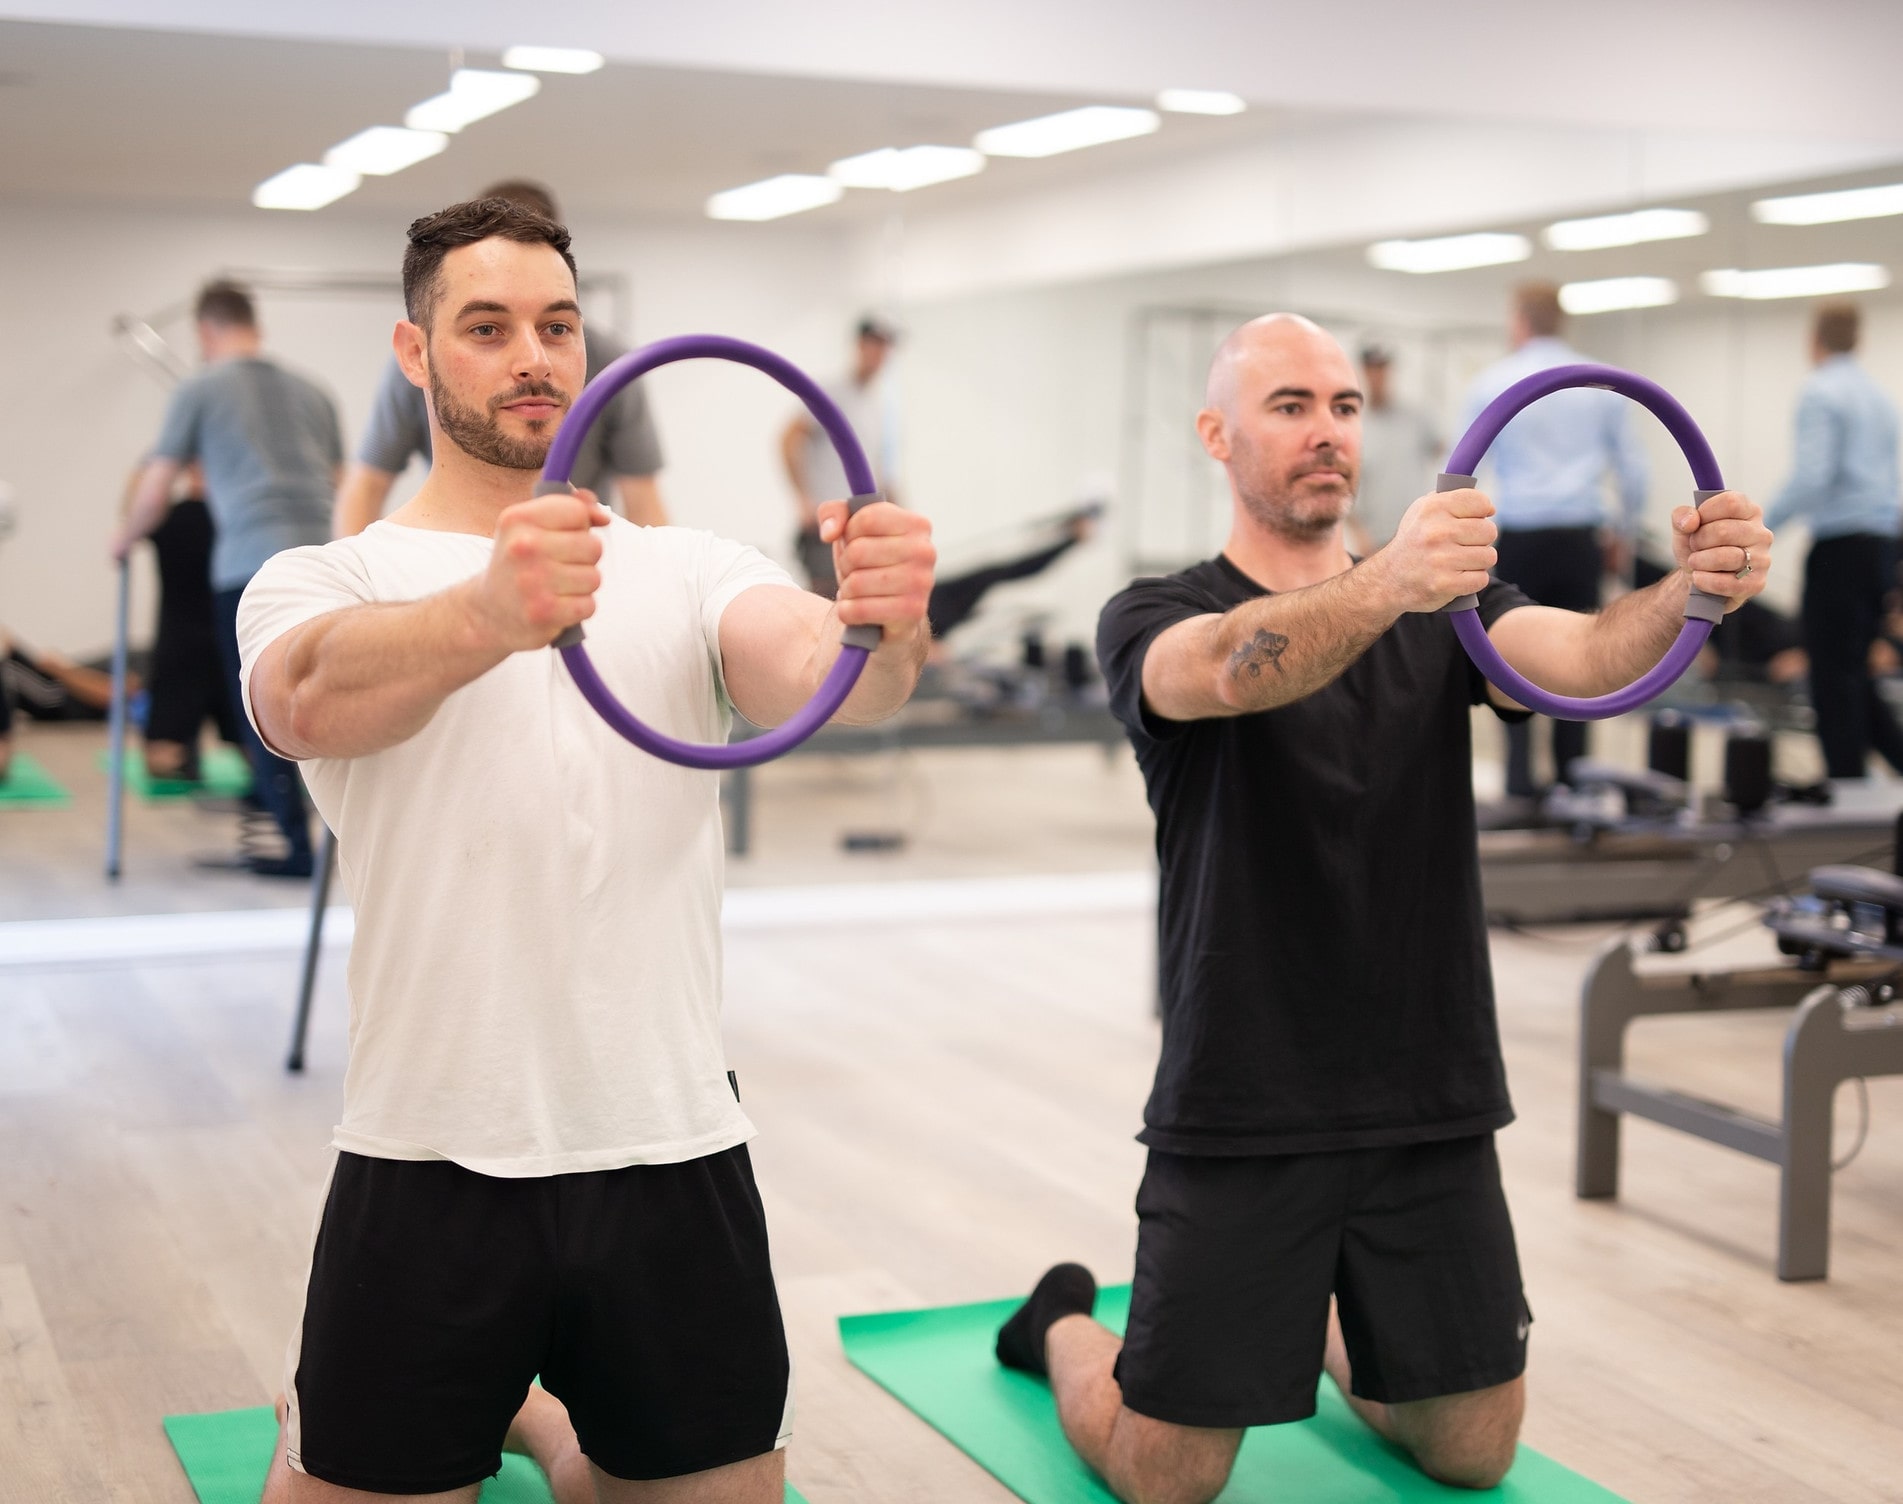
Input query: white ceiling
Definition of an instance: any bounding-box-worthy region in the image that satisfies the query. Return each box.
[8,0,1903,146]
[0,19,1299,221]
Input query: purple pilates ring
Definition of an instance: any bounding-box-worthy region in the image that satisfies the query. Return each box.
[537,334,882,769]
[1439,362,1728,722]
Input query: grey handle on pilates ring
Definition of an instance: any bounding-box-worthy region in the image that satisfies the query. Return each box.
[1432,473,1727,624]
[532,481,889,651]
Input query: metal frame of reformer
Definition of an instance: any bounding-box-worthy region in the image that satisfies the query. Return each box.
[1577,937,1903,1279]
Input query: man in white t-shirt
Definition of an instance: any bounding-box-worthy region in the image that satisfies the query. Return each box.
[240,199,935,1504]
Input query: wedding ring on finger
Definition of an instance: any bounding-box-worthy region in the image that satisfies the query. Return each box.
[1736,546,1754,579]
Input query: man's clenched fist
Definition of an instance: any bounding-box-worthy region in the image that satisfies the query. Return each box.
[816,497,936,644]
[469,490,610,652]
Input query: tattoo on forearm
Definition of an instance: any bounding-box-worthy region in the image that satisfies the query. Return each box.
[1227,628,1289,679]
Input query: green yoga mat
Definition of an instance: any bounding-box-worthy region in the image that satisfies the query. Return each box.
[99,742,252,800]
[165,1406,809,1503]
[0,752,71,807]
[839,1287,1627,1504]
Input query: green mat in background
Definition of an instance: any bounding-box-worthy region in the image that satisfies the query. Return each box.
[164,1406,809,1503]
[99,742,252,801]
[0,753,72,807]
[839,1286,1627,1504]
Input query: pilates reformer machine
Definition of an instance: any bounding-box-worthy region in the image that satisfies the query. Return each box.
[1576,823,1903,1279]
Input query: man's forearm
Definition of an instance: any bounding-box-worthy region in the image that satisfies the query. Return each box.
[831,619,928,725]
[263,583,507,759]
[1496,573,1686,698]
[1197,564,1401,715]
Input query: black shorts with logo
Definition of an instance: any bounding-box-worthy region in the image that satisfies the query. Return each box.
[1114,1134,1529,1429]
[285,1144,790,1494]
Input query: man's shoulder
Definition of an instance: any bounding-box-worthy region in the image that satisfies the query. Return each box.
[1100,559,1235,639]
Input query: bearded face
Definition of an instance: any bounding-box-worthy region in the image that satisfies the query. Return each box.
[428,364,571,471]
[1225,420,1357,542]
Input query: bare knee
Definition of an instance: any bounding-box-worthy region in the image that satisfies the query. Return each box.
[1105,1409,1240,1504]
[1396,1378,1523,1491]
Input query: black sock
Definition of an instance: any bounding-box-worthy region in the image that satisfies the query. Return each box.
[995,1263,1097,1377]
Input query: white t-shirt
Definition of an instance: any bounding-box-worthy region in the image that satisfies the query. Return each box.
[797,375,898,504]
[237,517,796,1177]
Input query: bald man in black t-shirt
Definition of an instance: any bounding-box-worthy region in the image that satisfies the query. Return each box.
[995,314,1774,1504]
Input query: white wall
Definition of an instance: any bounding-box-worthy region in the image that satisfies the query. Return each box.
[0,201,856,651]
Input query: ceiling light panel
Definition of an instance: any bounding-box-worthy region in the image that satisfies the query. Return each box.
[706,174,844,222]
[1366,233,1532,274]
[1751,183,1903,226]
[974,106,1159,158]
[1156,88,1246,115]
[405,69,542,134]
[253,163,360,211]
[501,46,605,74]
[1558,277,1679,315]
[324,126,448,176]
[1700,263,1891,299]
[829,145,986,192]
[1544,208,1708,252]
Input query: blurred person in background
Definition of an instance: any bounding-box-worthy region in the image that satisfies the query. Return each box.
[1458,282,1647,800]
[782,316,901,597]
[1766,301,1903,777]
[112,280,340,876]
[1348,344,1440,554]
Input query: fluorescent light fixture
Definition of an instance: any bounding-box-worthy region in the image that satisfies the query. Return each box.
[252,163,360,211]
[501,45,605,74]
[706,174,844,221]
[1366,232,1531,274]
[974,105,1159,158]
[323,125,448,177]
[1751,183,1903,226]
[1558,276,1679,315]
[1156,88,1246,115]
[1544,207,1708,252]
[405,69,542,134]
[828,145,986,192]
[1700,263,1891,300]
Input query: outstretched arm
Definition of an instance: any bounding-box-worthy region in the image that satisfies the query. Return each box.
[719,498,935,728]
[1486,490,1773,697]
[250,491,609,759]
[1140,485,1497,722]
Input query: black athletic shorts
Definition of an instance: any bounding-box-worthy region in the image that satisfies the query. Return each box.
[285,1145,791,1494]
[1114,1135,1530,1429]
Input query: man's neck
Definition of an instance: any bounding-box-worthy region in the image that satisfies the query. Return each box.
[391,427,543,536]
[1222,516,1353,593]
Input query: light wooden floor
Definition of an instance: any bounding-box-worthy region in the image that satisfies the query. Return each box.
[2,722,1900,1502]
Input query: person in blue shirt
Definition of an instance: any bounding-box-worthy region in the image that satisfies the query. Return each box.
[1766,302,1903,779]
[1458,283,1647,799]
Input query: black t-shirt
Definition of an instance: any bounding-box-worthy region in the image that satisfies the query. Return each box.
[1097,556,1533,1156]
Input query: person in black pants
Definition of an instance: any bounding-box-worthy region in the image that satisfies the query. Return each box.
[111,282,339,876]
[1765,303,1903,778]
[995,314,1773,1504]
[135,465,242,782]
[1457,284,1649,796]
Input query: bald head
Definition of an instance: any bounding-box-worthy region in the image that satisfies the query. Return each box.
[1204,313,1347,416]
[1197,313,1363,545]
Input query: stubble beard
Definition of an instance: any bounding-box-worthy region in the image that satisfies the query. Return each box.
[1231,441,1356,544]
[429,367,569,471]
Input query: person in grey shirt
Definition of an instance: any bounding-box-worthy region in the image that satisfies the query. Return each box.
[113,280,339,876]
[1348,344,1440,552]
[332,180,666,536]
[1767,301,1903,777]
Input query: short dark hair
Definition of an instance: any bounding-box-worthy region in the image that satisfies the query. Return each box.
[857,315,898,345]
[477,179,562,222]
[194,279,256,328]
[402,198,578,329]
[1513,281,1565,339]
[1815,302,1860,354]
